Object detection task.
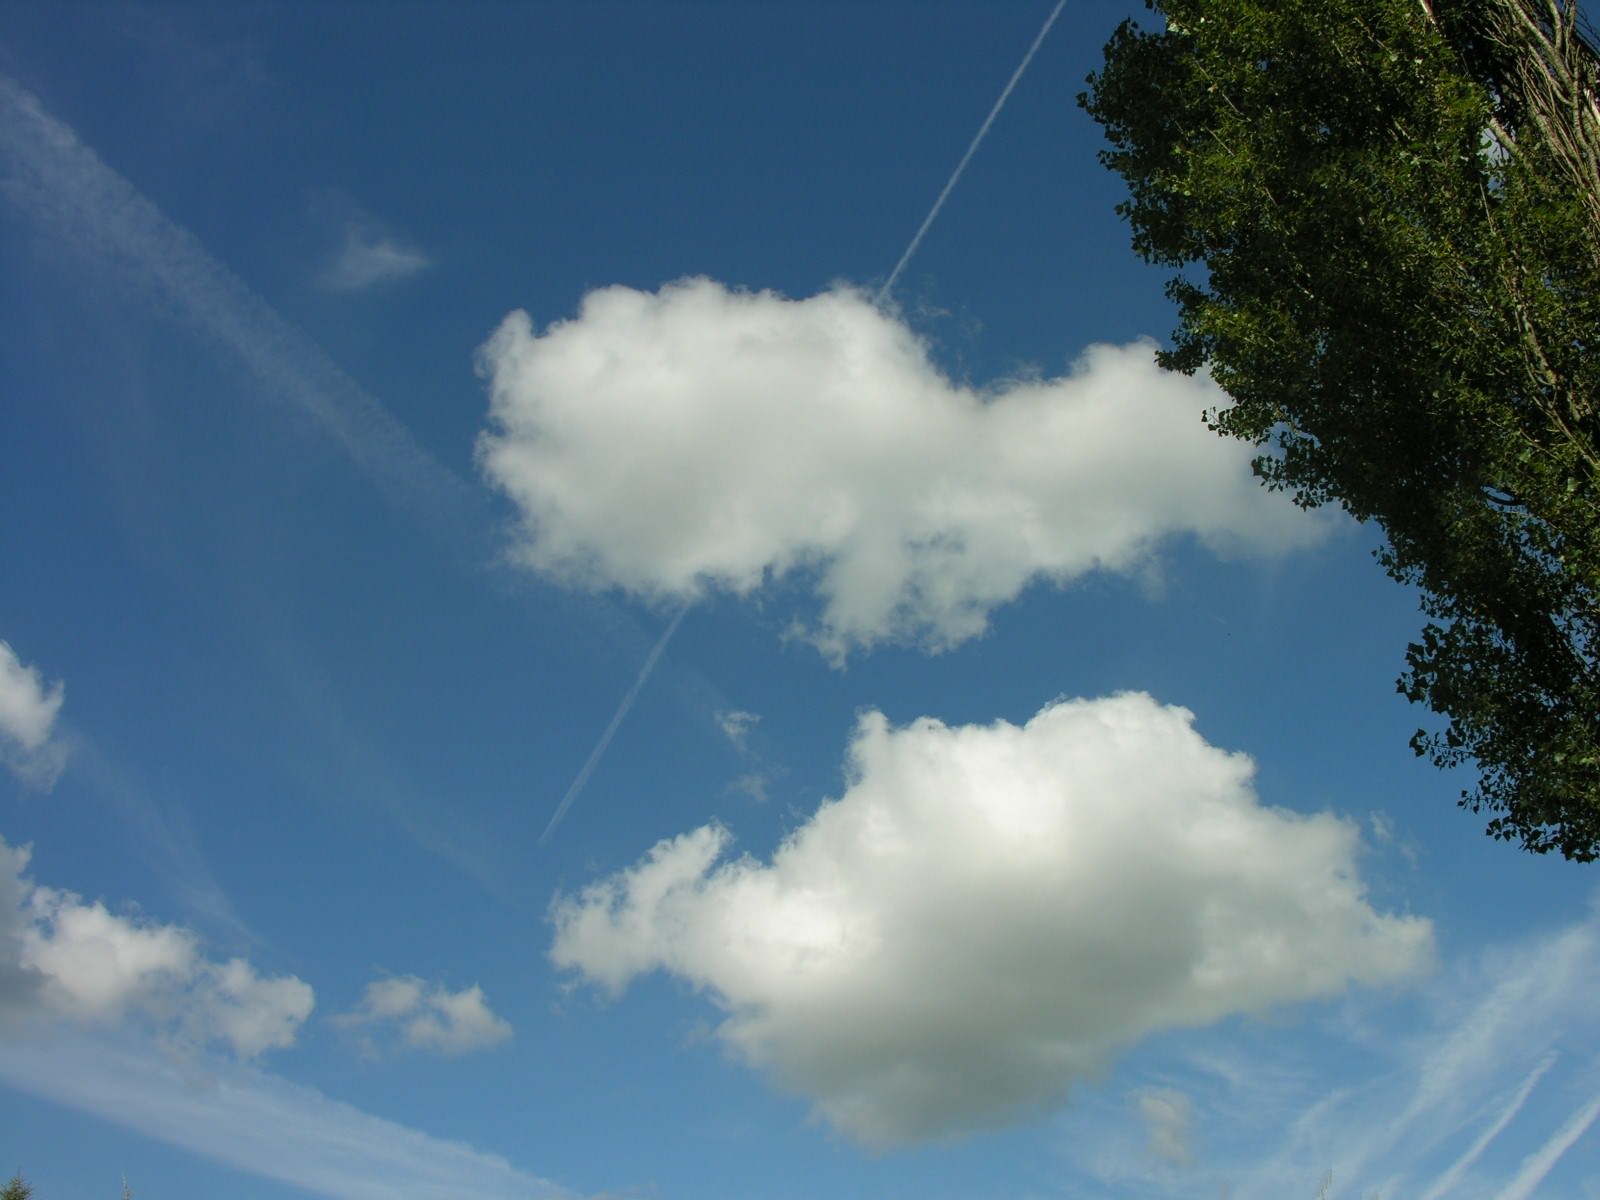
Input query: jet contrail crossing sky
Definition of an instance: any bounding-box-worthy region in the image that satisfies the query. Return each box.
[539,605,690,846]
[875,0,1069,305]
[540,0,1067,844]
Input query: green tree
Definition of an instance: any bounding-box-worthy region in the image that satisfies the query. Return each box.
[2,1173,31,1200]
[1082,0,1600,857]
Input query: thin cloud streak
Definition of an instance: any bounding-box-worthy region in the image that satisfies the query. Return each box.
[539,605,689,846]
[1417,1052,1557,1200]
[67,741,252,945]
[320,229,431,292]
[1493,1090,1600,1200]
[1201,905,1600,1200]
[0,73,478,541]
[0,1035,571,1200]
[1053,903,1600,1200]
[1313,916,1599,1191]
[875,0,1068,304]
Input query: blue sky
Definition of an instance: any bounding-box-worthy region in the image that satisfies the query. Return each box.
[0,3,1597,1198]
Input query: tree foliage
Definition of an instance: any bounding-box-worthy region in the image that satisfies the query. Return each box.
[2,1175,31,1200]
[1082,0,1600,857]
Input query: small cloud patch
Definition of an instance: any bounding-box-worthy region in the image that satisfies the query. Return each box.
[307,191,431,292]
[0,640,66,788]
[334,974,512,1056]
[716,710,760,751]
[1139,1088,1195,1166]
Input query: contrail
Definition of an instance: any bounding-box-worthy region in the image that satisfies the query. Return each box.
[546,3,1064,840]
[875,0,1069,305]
[1494,1087,1600,1200]
[1417,1052,1557,1200]
[539,605,690,846]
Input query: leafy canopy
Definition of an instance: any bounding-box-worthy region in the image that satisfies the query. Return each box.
[1082,0,1600,858]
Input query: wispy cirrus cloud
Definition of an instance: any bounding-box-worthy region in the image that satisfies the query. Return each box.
[1055,900,1600,1199]
[0,1034,571,1200]
[321,232,431,291]
[313,196,432,292]
[1139,1088,1195,1167]
[0,73,475,535]
[1494,1087,1600,1200]
[1418,1052,1557,1200]
[552,692,1430,1146]
[0,639,249,937]
[477,278,1330,661]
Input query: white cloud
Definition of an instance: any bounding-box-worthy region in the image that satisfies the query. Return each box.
[185,957,317,1058]
[726,771,770,805]
[717,709,760,750]
[0,836,312,1058]
[0,640,66,786]
[351,975,427,1020]
[476,278,1328,661]
[0,641,62,753]
[24,886,196,1019]
[550,692,1432,1145]
[319,222,431,292]
[717,714,772,803]
[1140,1088,1195,1166]
[334,974,512,1056]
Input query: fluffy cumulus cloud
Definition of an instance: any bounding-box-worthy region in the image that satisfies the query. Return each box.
[0,639,66,786]
[181,958,317,1059]
[551,693,1433,1146]
[0,836,311,1057]
[477,279,1326,659]
[334,975,512,1056]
